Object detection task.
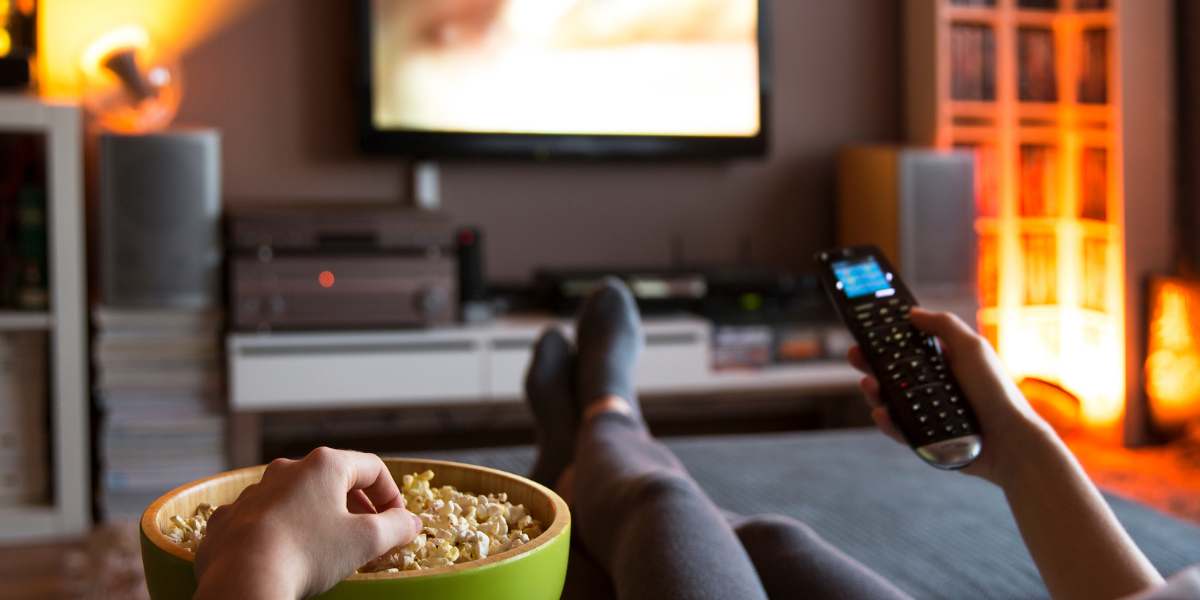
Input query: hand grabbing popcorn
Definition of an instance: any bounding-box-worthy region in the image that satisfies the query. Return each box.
[358,470,543,573]
[166,467,542,577]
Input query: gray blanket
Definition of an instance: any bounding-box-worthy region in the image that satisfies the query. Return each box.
[402,428,1200,600]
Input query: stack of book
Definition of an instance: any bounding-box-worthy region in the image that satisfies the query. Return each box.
[0,134,48,311]
[0,331,47,506]
[1078,28,1109,104]
[950,23,996,101]
[93,308,227,520]
[1018,27,1058,102]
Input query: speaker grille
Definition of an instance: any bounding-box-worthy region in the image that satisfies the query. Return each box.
[100,131,222,308]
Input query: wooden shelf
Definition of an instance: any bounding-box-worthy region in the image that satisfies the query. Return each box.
[0,311,53,331]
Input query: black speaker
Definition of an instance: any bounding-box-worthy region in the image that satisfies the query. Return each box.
[99,130,222,308]
[457,226,490,322]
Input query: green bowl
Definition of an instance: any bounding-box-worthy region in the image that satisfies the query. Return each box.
[140,458,571,600]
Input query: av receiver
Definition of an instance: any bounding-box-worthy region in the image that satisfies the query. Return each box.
[227,207,457,331]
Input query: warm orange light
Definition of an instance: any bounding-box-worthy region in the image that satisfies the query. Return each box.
[38,0,270,99]
[80,25,151,81]
[319,271,335,288]
[964,10,1125,434]
[1145,277,1200,431]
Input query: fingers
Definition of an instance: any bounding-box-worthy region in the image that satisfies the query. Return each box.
[870,407,906,445]
[306,447,404,512]
[908,308,982,353]
[846,345,871,374]
[347,489,377,515]
[859,376,883,409]
[354,508,424,561]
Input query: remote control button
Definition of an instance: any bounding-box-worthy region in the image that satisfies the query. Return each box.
[854,303,875,312]
[888,298,900,306]
[937,411,947,420]
[879,307,890,316]
[949,395,960,404]
[961,422,971,433]
[931,399,941,408]
[944,424,954,433]
[923,387,936,396]
[862,320,876,329]
[911,402,921,412]
[918,414,929,425]
[924,428,936,438]
[956,408,966,417]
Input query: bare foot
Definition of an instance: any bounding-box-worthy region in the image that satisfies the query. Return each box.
[583,395,634,421]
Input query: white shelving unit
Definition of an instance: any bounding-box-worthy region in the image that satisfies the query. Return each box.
[0,95,89,543]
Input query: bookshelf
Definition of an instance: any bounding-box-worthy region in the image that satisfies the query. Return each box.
[0,96,89,542]
[905,0,1124,432]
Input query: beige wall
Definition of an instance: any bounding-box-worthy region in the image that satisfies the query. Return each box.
[174,0,903,281]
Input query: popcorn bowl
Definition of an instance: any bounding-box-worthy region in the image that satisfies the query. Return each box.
[140,458,571,600]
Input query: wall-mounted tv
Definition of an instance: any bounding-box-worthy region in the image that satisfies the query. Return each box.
[357,0,770,159]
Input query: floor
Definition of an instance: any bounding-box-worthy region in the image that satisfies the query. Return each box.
[1067,430,1200,526]
[2,432,1199,600]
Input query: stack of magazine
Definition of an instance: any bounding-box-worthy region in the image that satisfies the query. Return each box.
[93,308,227,519]
[0,331,47,506]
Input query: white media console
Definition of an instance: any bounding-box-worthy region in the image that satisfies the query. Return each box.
[226,315,861,464]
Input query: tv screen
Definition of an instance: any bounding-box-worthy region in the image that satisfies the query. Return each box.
[357,0,770,158]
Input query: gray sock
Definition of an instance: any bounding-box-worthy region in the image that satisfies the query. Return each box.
[574,277,644,421]
[526,328,578,487]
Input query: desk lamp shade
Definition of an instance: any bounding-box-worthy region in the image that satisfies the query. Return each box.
[79,26,181,133]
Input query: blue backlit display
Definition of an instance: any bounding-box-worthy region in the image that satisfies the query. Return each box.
[832,256,894,298]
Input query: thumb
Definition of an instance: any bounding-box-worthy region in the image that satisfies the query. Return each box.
[908,307,983,355]
[355,508,425,561]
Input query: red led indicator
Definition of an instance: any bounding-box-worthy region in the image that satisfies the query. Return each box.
[319,271,335,288]
[459,229,475,246]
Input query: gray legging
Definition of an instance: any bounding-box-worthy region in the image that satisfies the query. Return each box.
[560,412,914,600]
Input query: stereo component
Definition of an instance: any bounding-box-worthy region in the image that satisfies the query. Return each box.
[227,207,457,331]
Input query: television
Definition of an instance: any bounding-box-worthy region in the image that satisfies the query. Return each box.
[356,0,770,159]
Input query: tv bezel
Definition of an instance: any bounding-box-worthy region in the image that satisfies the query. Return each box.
[355,0,771,159]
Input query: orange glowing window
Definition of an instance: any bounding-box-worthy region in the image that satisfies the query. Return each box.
[319,271,335,288]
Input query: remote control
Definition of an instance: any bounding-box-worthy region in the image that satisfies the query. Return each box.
[815,245,982,470]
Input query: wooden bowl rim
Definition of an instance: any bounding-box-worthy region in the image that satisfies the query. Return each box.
[140,457,571,580]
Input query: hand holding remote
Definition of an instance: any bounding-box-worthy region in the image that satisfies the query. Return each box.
[848,307,1055,486]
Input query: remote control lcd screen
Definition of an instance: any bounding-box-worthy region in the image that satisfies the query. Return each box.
[832,256,894,298]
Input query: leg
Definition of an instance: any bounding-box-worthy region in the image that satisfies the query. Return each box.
[569,279,768,600]
[572,409,769,600]
[731,515,914,600]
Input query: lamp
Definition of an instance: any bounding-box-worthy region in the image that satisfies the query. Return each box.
[78,25,182,133]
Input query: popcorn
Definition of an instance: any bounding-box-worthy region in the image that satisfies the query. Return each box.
[162,470,543,576]
[163,503,215,552]
[359,470,543,573]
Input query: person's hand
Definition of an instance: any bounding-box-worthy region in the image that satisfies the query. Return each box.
[846,308,1056,486]
[193,447,423,600]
